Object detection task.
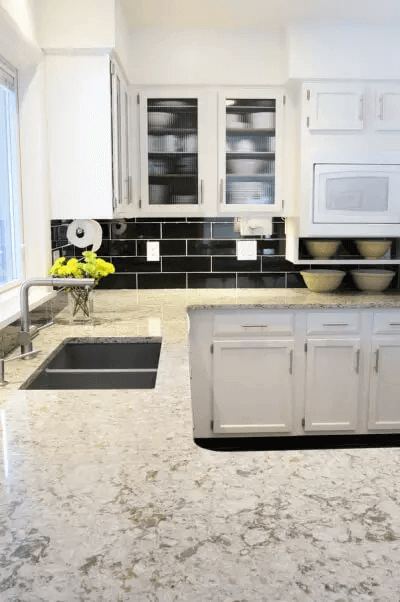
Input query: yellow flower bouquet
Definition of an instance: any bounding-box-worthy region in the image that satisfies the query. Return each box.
[49,251,115,319]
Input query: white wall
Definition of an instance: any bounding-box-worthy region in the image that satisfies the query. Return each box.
[128,28,285,85]
[0,0,40,68]
[18,61,51,280]
[287,23,400,80]
[34,0,115,49]
[115,0,130,77]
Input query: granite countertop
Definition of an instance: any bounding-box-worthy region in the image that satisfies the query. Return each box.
[187,288,400,311]
[2,289,400,600]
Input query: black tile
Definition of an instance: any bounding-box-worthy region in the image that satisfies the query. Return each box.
[111,221,161,239]
[212,222,241,239]
[59,245,76,258]
[94,240,110,256]
[188,273,236,288]
[112,257,161,272]
[137,239,186,256]
[51,219,63,226]
[136,217,187,222]
[286,273,307,288]
[271,221,286,238]
[98,221,111,240]
[188,240,237,256]
[262,256,300,271]
[187,217,234,223]
[238,273,286,288]
[162,256,211,272]
[258,239,286,256]
[110,240,137,256]
[162,222,211,239]
[138,273,186,289]
[96,274,137,289]
[213,257,261,272]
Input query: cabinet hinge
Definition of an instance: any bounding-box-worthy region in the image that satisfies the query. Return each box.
[137,93,140,105]
[283,95,286,106]
[210,344,214,354]
[306,89,310,101]
[304,343,308,353]
[306,116,310,128]
[301,418,305,429]
[210,420,214,431]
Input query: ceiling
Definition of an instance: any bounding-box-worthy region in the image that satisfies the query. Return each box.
[121,0,400,29]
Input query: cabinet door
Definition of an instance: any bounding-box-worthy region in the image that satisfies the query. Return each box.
[374,86,400,131]
[305,84,364,131]
[218,88,283,214]
[139,89,210,216]
[212,339,294,434]
[111,59,132,216]
[368,339,400,429]
[304,338,361,432]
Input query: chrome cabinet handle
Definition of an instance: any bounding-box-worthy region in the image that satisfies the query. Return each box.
[389,322,400,326]
[374,349,379,372]
[379,95,384,120]
[200,179,204,205]
[219,178,224,204]
[355,349,360,374]
[322,323,349,327]
[240,324,268,328]
[359,95,364,121]
[289,349,293,374]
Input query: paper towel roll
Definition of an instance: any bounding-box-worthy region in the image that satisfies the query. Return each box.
[67,220,102,252]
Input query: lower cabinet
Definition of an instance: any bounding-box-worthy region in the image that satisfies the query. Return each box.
[368,338,400,430]
[304,338,361,432]
[212,339,294,434]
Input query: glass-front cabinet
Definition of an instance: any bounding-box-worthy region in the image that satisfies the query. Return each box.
[139,89,209,215]
[218,89,283,214]
[137,88,283,216]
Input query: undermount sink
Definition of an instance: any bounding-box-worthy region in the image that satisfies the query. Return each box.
[20,337,162,390]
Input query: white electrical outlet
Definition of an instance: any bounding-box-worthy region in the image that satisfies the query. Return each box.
[236,240,257,261]
[147,241,160,262]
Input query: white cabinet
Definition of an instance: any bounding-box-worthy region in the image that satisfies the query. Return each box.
[368,338,400,430]
[45,53,131,220]
[135,87,284,217]
[305,83,364,131]
[373,86,400,131]
[212,339,294,434]
[304,338,360,432]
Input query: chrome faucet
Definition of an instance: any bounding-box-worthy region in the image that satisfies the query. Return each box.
[19,278,95,354]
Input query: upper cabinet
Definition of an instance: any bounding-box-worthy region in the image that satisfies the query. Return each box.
[135,87,284,217]
[46,53,132,220]
[306,83,365,131]
[304,81,400,133]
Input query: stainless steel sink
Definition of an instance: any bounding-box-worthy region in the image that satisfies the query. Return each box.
[20,337,162,390]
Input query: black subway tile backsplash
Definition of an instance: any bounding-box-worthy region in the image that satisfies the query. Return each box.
[50,218,398,291]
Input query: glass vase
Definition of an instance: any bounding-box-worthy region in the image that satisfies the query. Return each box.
[68,287,94,322]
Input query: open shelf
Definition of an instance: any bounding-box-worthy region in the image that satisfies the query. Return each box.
[287,237,400,265]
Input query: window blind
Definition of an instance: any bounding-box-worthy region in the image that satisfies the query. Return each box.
[0,56,16,91]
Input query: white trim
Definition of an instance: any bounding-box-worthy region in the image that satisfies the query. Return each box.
[0,287,56,330]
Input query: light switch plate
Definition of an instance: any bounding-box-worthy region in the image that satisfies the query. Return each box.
[147,241,160,262]
[236,240,257,261]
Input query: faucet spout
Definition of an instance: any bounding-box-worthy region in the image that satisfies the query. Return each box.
[19,278,96,354]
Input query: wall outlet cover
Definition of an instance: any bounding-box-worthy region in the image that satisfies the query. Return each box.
[236,240,257,261]
[147,241,160,262]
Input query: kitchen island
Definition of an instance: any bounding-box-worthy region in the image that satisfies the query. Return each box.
[2,289,400,600]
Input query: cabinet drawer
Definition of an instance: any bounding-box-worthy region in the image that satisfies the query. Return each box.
[306,312,360,335]
[373,311,400,334]
[214,311,294,337]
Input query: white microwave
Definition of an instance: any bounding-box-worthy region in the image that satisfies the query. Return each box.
[313,163,400,224]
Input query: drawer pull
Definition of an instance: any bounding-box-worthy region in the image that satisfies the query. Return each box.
[241,324,268,328]
[289,349,293,374]
[355,349,360,374]
[322,323,349,327]
[375,349,380,373]
[389,323,400,326]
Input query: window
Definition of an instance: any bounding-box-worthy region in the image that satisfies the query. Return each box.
[0,56,21,288]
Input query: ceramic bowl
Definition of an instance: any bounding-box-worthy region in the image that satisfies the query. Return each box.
[228,159,261,175]
[300,270,346,293]
[355,240,391,259]
[304,240,340,259]
[351,269,395,292]
[148,112,172,127]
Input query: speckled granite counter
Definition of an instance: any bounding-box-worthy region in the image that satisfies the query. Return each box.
[187,287,400,311]
[2,289,400,601]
